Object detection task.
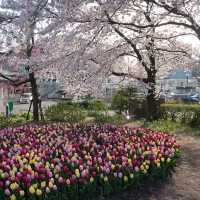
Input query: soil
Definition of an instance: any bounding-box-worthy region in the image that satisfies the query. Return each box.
[106,133,200,200]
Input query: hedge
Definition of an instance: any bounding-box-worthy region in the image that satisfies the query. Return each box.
[161,104,200,127]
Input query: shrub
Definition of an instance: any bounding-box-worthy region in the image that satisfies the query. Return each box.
[111,87,146,118]
[0,113,31,129]
[161,103,200,127]
[45,103,86,123]
[144,120,183,133]
[93,113,125,124]
[87,100,107,111]
[111,88,131,113]
[0,123,180,200]
[78,94,95,109]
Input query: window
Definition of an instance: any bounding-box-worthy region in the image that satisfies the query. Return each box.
[180,82,184,87]
[105,88,111,96]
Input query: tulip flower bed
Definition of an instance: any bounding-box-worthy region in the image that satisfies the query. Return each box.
[0,123,180,200]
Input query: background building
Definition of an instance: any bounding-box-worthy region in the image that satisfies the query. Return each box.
[158,68,200,99]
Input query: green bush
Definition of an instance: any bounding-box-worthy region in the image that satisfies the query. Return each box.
[111,88,131,113]
[145,120,183,133]
[58,99,107,110]
[161,103,200,127]
[111,87,146,118]
[87,100,107,111]
[93,113,125,124]
[45,103,86,123]
[0,113,31,129]
[87,100,108,118]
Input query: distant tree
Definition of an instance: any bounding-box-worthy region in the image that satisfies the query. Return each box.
[112,87,141,115]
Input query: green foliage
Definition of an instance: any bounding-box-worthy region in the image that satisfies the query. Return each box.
[145,120,183,133]
[161,103,200,127]
[45,102,86,123]
[0,113,32,129]
[86,100,108,119]
[93,113,125,124]
[165,99,182,104]
[59,98,107,111]
[45,100,109,124]
[111,88,131,112]
[111,87,146,118]
[87,100,107,111]
[144,119,200,136]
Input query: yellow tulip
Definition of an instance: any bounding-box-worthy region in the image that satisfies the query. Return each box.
[12,167,17,173]
[146,160,150,164]
[1,173,5,178]
[27,165,32,171]
[10,171,15,177]
[29,186,35,194]
[41,181,46,188]
[130,173,134,179]
[140,165,145,171]
[123,176,128,182]
[161,157,165,162]
[10,194,16,200]
[167,158,171,163]
[19,190,25,196]
[143,169,147,174]
[90,177,94,183]
[10,182,19,190]
[36,189,42,196]
[49,181,54,188]
[75,169,80,178]
[111,164,115,170]
[157,162,161,168]
[104,176,108,182]
[33,183,38,189]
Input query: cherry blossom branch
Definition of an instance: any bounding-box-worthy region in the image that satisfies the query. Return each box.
[0,73,30,87]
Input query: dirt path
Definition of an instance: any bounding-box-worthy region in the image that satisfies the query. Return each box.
[106,134,200,200]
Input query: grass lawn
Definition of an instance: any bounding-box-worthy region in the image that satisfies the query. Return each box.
[125,120,200,136]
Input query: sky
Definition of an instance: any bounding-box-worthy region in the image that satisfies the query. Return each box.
[181,35,200,49]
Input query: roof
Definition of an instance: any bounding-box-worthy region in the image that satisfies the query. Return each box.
[167,69,194,80]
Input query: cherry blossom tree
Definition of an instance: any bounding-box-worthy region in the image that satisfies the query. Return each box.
[0,0,104,121]
[0,0,64,120]
[0,0,194,121]
[143,0,200,40]
[81,0,191,120]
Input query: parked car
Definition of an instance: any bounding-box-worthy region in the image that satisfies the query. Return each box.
[181,94,200,103]
[19,93,32,104]
[182,96,198,103]
[190,93,200,99]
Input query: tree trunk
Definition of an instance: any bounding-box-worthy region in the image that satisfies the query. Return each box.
[29,72,39,121]
[146,72,160,121]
